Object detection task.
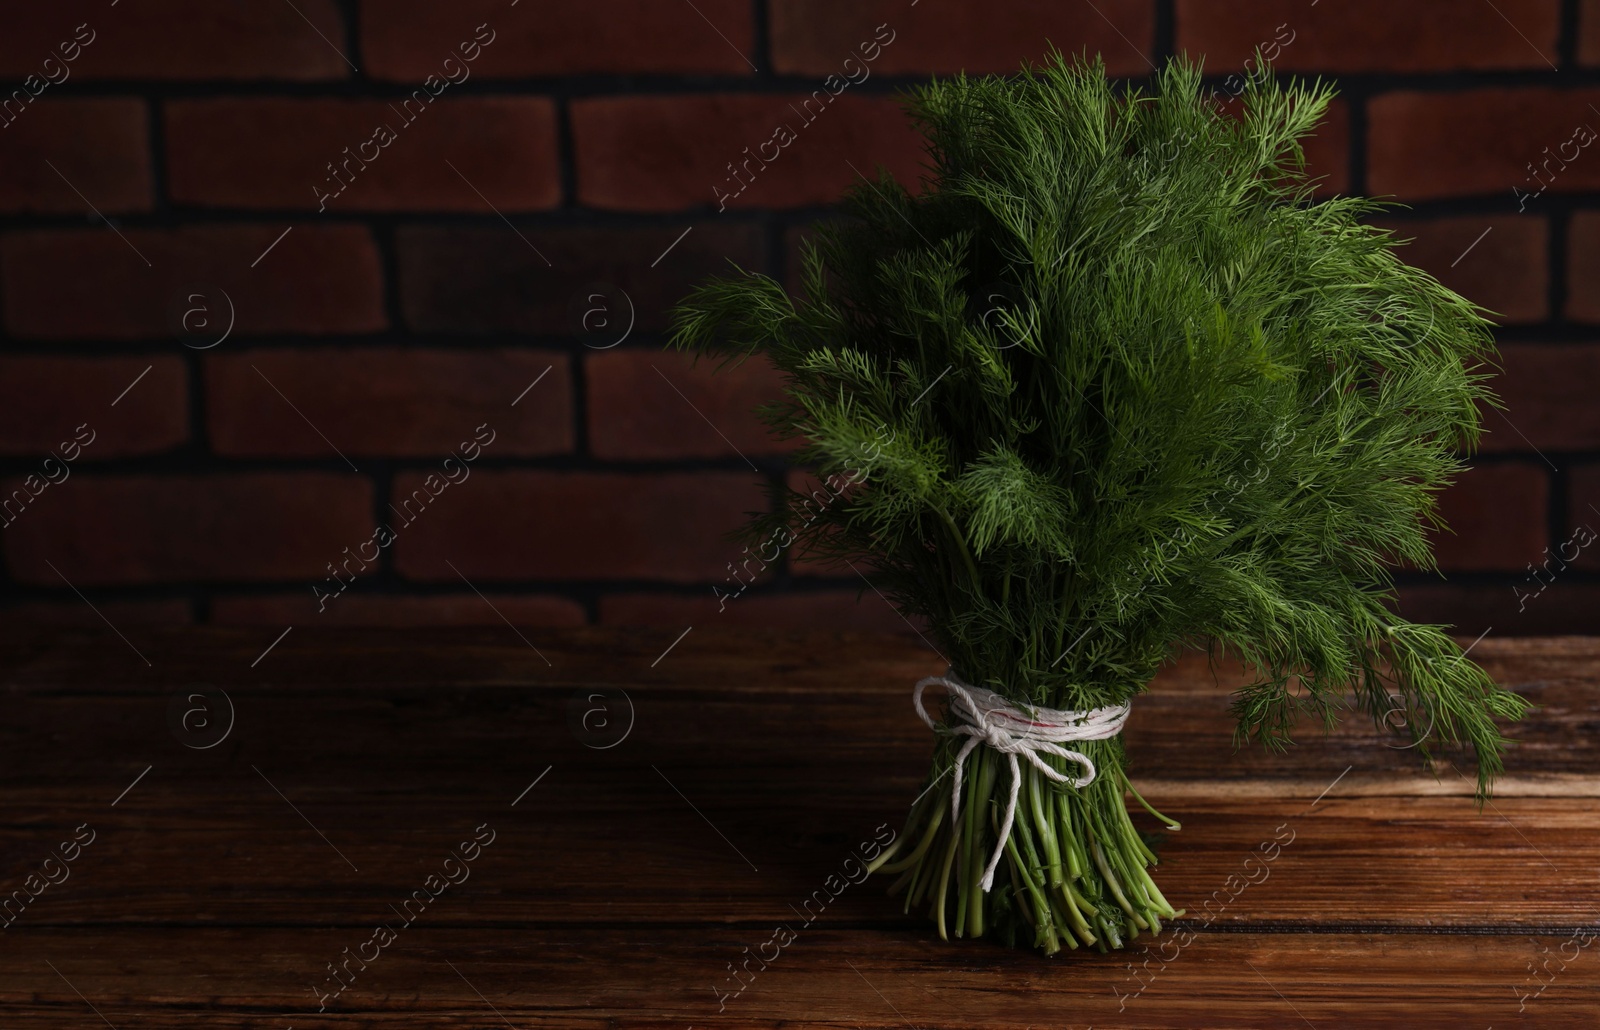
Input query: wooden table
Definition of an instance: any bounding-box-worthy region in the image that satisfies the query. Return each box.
[1,628,1596,1028]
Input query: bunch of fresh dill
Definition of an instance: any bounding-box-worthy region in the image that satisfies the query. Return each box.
[668,51,1528,955]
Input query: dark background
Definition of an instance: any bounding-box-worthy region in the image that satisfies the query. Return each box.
[0,0,1595,640]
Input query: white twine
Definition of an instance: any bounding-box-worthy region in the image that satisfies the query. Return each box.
[913,670,1131,892]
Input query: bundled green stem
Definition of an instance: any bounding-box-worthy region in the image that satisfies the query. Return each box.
[870,736,1180,955]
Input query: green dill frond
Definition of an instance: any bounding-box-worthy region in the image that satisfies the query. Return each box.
[668,51,1526,798]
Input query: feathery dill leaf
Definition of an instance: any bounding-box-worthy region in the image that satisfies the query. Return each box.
[670,53,1527,952]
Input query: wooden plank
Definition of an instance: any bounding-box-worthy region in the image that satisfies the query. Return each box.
[0,631,1592,930]
[0,927,1593,1027]
[1,629,1595,1026]
[0,788,1590,928]
[3,631,1596,790]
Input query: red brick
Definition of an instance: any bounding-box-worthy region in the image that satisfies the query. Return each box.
[0,357,186,457]
[1482,345,1600,452]
[1565,211,1600,322]
[362,0,755,78]
[4,474,373,585]
[572,93,923,212]
[1180,93,1350,197]
[1370,215,1547,324]
[789,546,852,579]
[1,225,385,339]
[1177,0,1560,73]
[1583,0,1600,66]
[391,472,767,583]
[397,222,764,334]
[1429,463,1548,572]
[1298,97,1349,197]
[1368,89,1600,202]
[0,1,347,81]
[771,0,1154,76]
[1569,463,1600,530]
[782,222,827,295]
[166,98,559,211]
[599,590,922,635]
[0,99,149,212]
[1394,584,1600,636]
[211,593,586,627]
[785,468,865,579]
[587,350,790,460]
[1496,515,1600,619]
[207,349,571,459]
[1,600,192,626]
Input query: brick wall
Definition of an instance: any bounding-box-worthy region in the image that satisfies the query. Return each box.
[1,0,1596,639]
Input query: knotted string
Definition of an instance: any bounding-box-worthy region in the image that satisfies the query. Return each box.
[913,670,1132,892]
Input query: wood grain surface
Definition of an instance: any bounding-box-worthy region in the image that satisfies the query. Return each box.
[0,627,1595,1028]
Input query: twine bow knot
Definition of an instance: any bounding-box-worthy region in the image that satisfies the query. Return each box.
[912,670,1132,892]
